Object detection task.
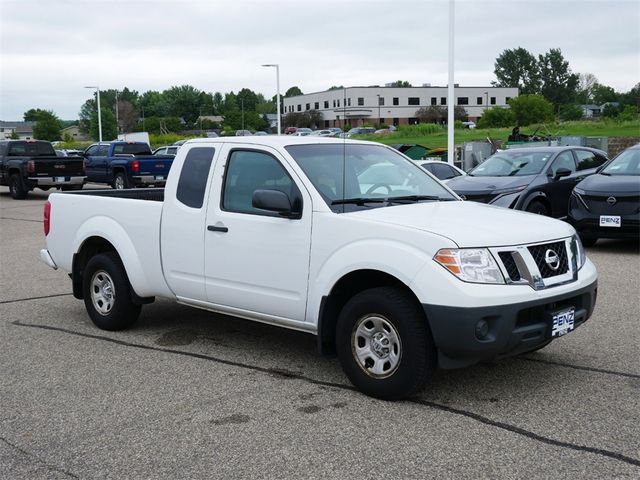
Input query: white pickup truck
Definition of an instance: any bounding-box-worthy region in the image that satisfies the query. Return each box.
[41,137,598,399]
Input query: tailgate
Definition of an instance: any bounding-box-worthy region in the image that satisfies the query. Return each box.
[33,156,85,177]
[135,155,174,176]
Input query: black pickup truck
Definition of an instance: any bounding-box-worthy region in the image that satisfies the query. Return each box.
[0,140,86,199]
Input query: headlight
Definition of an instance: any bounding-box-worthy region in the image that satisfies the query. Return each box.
[573,235,586,270]
[434,248,505,284]
[573,187,586,195]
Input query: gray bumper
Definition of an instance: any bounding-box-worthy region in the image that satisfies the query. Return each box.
[28,176,86,186]
[131,175,166,185]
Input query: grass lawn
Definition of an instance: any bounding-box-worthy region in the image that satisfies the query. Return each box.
[358,120,640,149]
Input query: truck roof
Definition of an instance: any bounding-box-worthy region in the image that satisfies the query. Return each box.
[181,136,378,148]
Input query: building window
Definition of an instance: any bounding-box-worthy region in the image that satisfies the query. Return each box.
[305,103,310,110]
[314,102,319,110]
[378,97,384,106]
[324,101,329,109]
[490,97,496,105]
[457,97,469,105]
[333,100,336,108]
[408,97,420,106]
[440,97,446,105]
[357,97,364,106]
[431,97,437,106]
[506,97,512,103]
[348,98,351,106]
[393,118,399,126]
[324,120,329,128]
[477,97,483,105]
[393,97,399,106]
[409,117,419,125]
[297,104,301,112]
[337,99,340,107]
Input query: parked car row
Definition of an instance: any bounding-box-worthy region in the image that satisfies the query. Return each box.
[440,145,639,245]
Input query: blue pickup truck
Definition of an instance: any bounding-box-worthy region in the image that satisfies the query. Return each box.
[83,141,174,189]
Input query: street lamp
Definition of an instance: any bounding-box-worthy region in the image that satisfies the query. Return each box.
[262,64,281,135]
[84,86,102,142]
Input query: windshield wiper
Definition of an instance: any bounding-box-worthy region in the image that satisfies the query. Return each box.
[331,197,387,206]
[386,195,450,203]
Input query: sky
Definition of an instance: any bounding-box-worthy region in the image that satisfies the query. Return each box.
[0,0,638,120]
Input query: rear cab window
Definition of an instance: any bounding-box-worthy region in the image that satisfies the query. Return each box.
[176,147,216,208]
[8,141,55,156]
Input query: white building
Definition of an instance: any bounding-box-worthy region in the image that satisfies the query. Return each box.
[283,85,518,128]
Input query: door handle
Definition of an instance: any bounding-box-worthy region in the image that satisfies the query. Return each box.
[207,225,228,233]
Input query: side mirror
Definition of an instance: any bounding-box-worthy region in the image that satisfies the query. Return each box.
[553,167,572,180]
[252,189,300,219]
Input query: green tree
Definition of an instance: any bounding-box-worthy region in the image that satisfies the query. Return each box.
[620,83,639,108]
[507,95,554,126]
[32,110,63,141]
[138,90,167,118]
[538,48,579,108]
[23,108,48,121]
[618,105,639,121]
[10,131,20,139]
[559,104,584,121]
[576,73,598,104]
[492,47,540,94]
[163,85,202,124]
[328,85,344,90]
[236,88,259,112]
[389,80,412,87]
[416,106,445,123]
[602,103,620,118]
[89,107,117,140]
[591,83,618,105]
[284,86,303,97]
[477,107,515,128]
[212,92,224,114]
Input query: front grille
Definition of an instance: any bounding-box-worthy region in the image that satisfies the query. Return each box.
[498,251,521,281]
[528,241,568,278]
[584,194,640,215]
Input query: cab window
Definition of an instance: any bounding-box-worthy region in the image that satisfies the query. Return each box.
[575,150,607,170]
[549,152,576,175]
[176,147,216,208]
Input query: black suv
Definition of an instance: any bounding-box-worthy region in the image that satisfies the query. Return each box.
[446,146,609,218]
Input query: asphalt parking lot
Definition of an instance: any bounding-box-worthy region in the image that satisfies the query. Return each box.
[1,186,639,479]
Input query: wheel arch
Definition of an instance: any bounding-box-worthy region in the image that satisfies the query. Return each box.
[521,191,551,214]
[317,269,427,355]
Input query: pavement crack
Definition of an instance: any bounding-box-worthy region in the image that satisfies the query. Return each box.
[0,217,41,223]
[519,356,640,380]
[12,320,640,469]
[0,436,79,479]
[0,293,73,305]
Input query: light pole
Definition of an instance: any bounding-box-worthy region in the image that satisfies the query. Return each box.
[85,86,102,142]
[262,64,281,135]
[115,89,119,134]
[447,0,455,166]
[376,94,381,125]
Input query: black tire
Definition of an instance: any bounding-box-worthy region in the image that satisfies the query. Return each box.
[336,287,435,400]
[112,172,129,190]
[9,174,28,199]
[580,236,598,247]
[61,184,83,191]
[526,200,549,216]
[82,252,141,331]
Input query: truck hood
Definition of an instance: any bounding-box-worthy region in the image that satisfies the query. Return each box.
[347,200,574,248]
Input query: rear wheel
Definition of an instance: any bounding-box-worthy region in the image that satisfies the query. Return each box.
[82,252,141,331]
[9,174,28,199]
[526,200,549,216]
[336,287,435,400]
[112,173,128,190]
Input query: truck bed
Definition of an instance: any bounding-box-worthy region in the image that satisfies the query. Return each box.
[64,188,165,202]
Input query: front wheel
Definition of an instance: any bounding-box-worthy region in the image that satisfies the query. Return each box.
[526,200,549,216]
[336,287,435,400]
[82,252,141,330]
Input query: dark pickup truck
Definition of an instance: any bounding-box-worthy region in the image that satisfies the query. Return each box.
[83,141,174,189]
[0,140,86,199]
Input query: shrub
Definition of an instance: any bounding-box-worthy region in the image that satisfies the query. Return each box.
[477,107,516,128]
[507,95,554,126]
[618,105,639,121]
[559,104,584,121]
[396,123,442,136]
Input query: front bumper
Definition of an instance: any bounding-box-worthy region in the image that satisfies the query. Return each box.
[28,176,86,187]
[422,279,598,369]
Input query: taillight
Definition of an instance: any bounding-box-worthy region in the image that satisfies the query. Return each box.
[27,160,35,173]
[44,201,51,236]
[82,159,87,174]
[131,160,140,173]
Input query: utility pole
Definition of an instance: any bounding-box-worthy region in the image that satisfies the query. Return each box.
[447,0,455,165]
[84,86,102,142]
[115,89,119,134]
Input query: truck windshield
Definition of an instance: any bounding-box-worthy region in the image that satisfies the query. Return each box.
[469,151,552,177]
[112,143,152,155]
[8,141,56,156]
[285,143,456,212]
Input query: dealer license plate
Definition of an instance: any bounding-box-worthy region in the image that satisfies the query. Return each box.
[551,308,575,337]
[155,176,164,181]
[599,215,621,227]
[55,176,65,183]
